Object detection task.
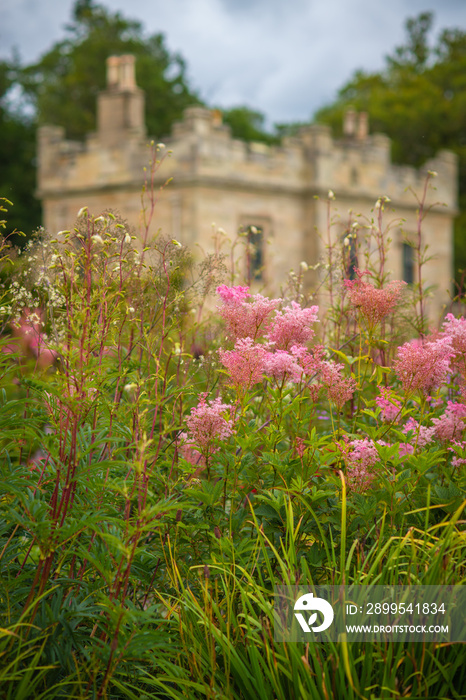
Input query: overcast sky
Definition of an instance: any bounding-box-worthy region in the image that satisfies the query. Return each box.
[1,0,466,126]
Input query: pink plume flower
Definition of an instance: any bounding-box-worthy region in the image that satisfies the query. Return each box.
[183,394,235,457]
[217,287,280,341]
[344,270,406,327]
[432,401,466,442]
[177,434,205,467]
[219,338,268,391]
[399,443,414,457]
[216,285,251,304]
[343,438,378,492]
[402,417,435,447]
[264,349,303,382]
[9,308,57,368]
[394,336,453,395]
[295,436,306,458]
[376,386,402,423]
[266,301,319,350]
[442,314,466,375]
[319,360,356,408]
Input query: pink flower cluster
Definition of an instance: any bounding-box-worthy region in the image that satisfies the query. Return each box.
[402,417,435,447]
[263,349,303,382]
[217,286,280,341]
[343,438,378,492]
[394,336,453,395]
[181,394,235,458]
[4,308,57,368]
[442,314,466,375]
[319,361,356,409]
[216,285,250,304]
[344,270,406,327]
[432,401,466,442]
[218,338,269,392]
[376,387,402,422]
[216,287,357,406]
[266,301,319,350]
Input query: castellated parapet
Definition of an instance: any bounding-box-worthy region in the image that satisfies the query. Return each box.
[37,55,458,316]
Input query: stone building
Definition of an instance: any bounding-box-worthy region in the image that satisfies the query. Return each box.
[37,55,458,314]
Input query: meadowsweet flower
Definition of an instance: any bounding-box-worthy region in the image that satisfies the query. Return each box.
[344,270,405,327]
[376,386,402,422]
[178,433,205,467]
[295,436,306,458]
[9,308,57,368]
[432,401,466,442]
[441,314,466,375]
[292,344,325,374]
[217,287,280,341]
[216,284,250,303]
[394,336,453,395]
[266,301,319,350]
[219,338,268,391]
[183,394,235,458]
[319,360,356,408]
[399,443,414,457]
[342,438,378,492]
[263,349,303,382]
[402,418,435,447]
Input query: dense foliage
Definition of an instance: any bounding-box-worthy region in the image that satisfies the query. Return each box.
[0,160,464,697]
[0,60,41,244]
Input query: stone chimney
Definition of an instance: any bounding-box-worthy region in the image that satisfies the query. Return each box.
[357,112,369,140]
[97,55,146,145]
[343,109,357,138]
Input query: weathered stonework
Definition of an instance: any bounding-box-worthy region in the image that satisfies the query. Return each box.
[37,55,458,316]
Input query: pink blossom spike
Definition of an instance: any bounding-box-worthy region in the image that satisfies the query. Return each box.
[266,301,319,350]
[344,270,406,327]
[219,338,268,392]
[394,336,454,395]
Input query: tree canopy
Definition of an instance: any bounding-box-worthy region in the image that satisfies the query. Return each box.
[0,59,40,243]
[314,12,466,281]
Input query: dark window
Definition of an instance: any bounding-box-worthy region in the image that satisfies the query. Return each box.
[245,225,263,284]
[402,242,414,284]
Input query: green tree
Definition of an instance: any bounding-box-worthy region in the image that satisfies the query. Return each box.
[315,13,466,283]
[20,0,201,141]
[221,106,277,144]
[0,59,41,242]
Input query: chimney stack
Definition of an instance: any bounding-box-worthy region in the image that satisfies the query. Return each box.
[97,55,145,145]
